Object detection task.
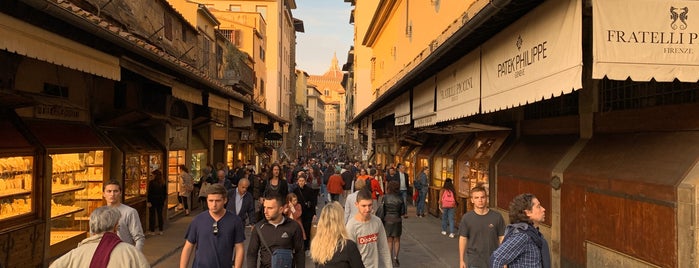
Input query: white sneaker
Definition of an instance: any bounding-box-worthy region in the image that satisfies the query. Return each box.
[441,231,447,235]
[449,233,455,238]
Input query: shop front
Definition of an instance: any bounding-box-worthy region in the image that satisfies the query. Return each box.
[166,125,188,218]
[22,119,111,261]
[101,128,164,231]
[427,135,470,217]
[413,138,437,208]
[0,111,44,267]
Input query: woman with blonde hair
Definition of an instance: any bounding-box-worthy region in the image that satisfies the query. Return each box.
[310,202,365,268]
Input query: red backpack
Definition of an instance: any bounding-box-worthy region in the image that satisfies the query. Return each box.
[441,190,456,208]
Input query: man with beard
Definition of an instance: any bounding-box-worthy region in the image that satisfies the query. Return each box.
[247,194,305,268]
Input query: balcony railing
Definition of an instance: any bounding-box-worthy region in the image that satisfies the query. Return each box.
[221,48,254,95]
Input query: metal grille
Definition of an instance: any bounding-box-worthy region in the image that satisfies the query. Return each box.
[524,91,579,120]
[600,78,698,111]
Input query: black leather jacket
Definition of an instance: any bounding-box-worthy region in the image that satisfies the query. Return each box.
[383,193,405,222]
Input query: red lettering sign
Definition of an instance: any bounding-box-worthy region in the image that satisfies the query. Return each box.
[357,233,378,245]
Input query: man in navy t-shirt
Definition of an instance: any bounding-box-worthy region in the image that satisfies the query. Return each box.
[180,184,245,268]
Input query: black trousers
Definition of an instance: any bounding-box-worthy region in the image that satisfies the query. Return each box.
[149,203,164,232]
[178,196,189,210]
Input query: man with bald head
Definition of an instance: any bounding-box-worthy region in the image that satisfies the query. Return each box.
[226,178,255,226]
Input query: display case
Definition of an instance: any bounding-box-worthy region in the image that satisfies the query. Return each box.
[167,150,185,217]
[0,156,34,221]
[48,150,106,258]
[124,154,161,201]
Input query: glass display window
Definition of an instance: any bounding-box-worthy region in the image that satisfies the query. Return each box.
[124,154,161,201]
[0,156,34,221]
[191,151,207,183]
[49,150,106,258]
[167,150,185,216]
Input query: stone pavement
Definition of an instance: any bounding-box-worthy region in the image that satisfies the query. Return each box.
[143,204,461,268]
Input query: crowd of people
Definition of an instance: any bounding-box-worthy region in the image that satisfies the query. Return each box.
[49,155,551,268]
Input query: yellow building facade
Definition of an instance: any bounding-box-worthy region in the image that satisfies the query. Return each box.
[211,9,268,106]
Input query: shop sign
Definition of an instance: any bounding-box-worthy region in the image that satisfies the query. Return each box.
[481,0,582,112]
[436,49,480,122]
[34,103,87,121]
[593,0,699,82]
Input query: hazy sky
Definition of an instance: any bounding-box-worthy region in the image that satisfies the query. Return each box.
[294,0,354,75]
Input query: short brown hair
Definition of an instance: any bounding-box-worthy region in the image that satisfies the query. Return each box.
[103,179,121,191]
[206,184,227,197]
[470,184,487,196]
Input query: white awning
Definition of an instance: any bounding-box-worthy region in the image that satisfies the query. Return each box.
[209,94,228,111]
[172,82,202,105]
[0,13,120,81]
[593,0,699,82]
[481,0,582,112]
[412,78,436,128]
[436,48,480,123]
[394,92,411,126]
[229,99,244,118]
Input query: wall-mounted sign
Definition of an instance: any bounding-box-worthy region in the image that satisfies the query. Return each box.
[593,0,699,82]
[481,0,582,112]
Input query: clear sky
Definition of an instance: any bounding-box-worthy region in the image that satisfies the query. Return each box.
[294,0,354,75]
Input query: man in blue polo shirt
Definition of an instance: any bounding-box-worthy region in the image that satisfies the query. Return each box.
[180,184,245,268]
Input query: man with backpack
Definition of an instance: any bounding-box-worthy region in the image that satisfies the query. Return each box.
[247,193,305,268]
[366,169,384,210]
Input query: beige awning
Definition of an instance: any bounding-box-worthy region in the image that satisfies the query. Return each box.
[593,0,699,82]
[253,111,269,124]
[229,99,244,118]
[436,48,480,123]
[172,82,202,105]
[481,0,582,112]
[0,13,120,81]
[412,78,436,128]
[209,94,228,111]
[394,92,411,126]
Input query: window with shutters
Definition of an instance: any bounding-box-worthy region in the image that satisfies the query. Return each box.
[164,13,172,41]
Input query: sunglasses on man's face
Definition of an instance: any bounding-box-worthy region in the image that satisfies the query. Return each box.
[213,222,219,236]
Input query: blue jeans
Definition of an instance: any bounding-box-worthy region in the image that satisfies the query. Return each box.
[320,184,328,202]
[416,190,427,215]
[400,190,408,207]
[441,207,455,234]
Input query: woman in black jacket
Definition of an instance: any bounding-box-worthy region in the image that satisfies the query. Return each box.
[382,181,406,266]
[147,170,167,235]
[294,174,318,251]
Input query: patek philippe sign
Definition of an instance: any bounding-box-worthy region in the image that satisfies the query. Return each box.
[436,49,480,123]
[481,0,582,112]
[593,0,699,81]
